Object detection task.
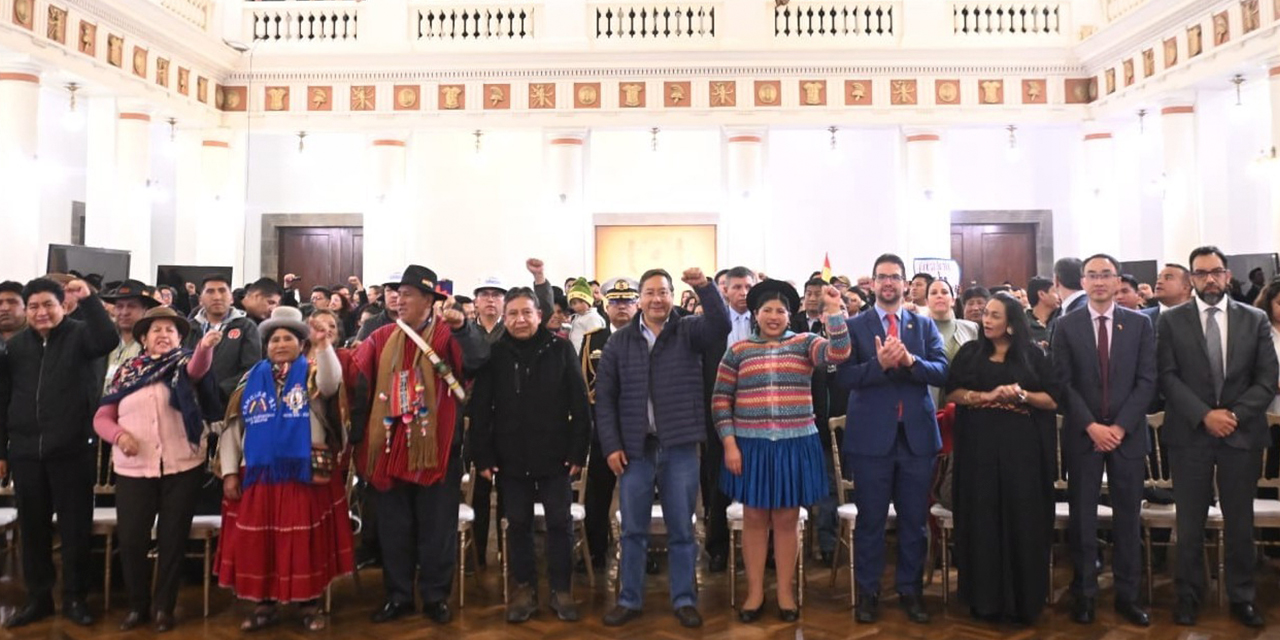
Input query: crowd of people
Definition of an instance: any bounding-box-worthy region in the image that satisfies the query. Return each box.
[0,246,1277,632]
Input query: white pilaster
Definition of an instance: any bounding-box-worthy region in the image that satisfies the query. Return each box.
[1160,99,1199,265]
[902,129,949,264]
[364,136,409,281]
[85,100,155,281]
[0,66,43,279]
[724,128,765,271]
[1079,129,1121,257]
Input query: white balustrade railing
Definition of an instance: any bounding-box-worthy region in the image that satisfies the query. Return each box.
[774,2,899,39]
[247,1,361,43]
[1103,0,1149,22]
[590,3,720,40]
[157,0,211,31]
[950,2,1065,36]
[416,3,540,41]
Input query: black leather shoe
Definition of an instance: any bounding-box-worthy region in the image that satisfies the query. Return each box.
[369,601,413,623]
[855,594,879,624]
[819,550,834,567]
[119,610,150,631]
[899,593,929,624]
[778,607,800,622]
[674,605,702,628]
[645,557,661,575]
[1230,601,1266,628]
[708,553,728,573]
[601,605,641,627]
[1114,600,1149,627]
[737,603,764,623]
[4,598,53,629]
[423,601,451,624]
[62,600,94,627]
[1173,598,1197,626]
[1071,596,1096,624]
[154,611,176,633]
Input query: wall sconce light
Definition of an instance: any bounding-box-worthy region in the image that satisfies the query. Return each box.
[650,127,660,152]
[297,131,307,153]
[828,125,838,152]
[1137,108,1147,134]
[167,117,177,142]
[1231,74,1245,106]
[473,129,483,154]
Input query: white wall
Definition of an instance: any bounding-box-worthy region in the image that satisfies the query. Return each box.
[35,86,87,263]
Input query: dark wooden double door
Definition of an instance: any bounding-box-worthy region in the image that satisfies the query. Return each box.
[950,223,1037,290]
[278,227,363,293]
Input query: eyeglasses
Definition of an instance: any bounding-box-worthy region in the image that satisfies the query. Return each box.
[1190,268,1228,280]
[873,274,905,283]
[1084,272,1117,281]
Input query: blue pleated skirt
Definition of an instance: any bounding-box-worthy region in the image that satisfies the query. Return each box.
[720,433,828,509]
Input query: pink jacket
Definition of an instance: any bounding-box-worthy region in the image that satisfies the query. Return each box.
[93,346,213,478]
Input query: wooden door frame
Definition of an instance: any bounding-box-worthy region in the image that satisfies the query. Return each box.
[260,213,363,283]
[950,210,1054,278]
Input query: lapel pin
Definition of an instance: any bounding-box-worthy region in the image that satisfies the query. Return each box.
[907,323,914,330]
[1117,323,1123,331]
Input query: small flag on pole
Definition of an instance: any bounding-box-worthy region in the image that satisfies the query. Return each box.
[822,253,833,282]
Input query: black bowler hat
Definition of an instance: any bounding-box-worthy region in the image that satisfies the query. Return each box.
[746,279,801,315]
[398,265,446,301]
[102,280,161,309]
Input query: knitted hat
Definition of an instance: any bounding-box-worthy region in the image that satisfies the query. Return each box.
[567,277,594,306]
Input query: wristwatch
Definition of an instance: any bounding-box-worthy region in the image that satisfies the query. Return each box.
[1017,389,1028,404]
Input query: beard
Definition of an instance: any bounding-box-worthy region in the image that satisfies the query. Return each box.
[1196,287,1224,305]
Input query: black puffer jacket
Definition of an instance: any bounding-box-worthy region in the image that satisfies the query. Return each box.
[0,295,119,460]
[468,327,591,478]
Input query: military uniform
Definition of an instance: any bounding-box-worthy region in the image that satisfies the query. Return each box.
[581,278,637,567]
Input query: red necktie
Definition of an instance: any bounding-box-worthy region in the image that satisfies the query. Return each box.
[1097,315,1110,421]
[887,314,903,419]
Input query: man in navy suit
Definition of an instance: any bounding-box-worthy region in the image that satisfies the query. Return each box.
[835,254,948,624]
[1047,257,1086,341]
[1052,253,1157,627]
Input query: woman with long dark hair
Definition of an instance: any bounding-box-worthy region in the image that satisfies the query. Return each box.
[944,293,1058,624]
[1256,278,1280,414]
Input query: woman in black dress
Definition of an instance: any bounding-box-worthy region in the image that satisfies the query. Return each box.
[945,293,1058,624]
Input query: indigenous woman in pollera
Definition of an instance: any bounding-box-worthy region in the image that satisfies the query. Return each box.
[713,279,850,623]
[215,306,354,632]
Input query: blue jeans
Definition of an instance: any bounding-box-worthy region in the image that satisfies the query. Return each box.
[617,437,699,610]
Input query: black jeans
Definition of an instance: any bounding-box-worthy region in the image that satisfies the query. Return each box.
[500,472,573,594]
[374,454,462,605]
[12,447,96,604]
[115,466,204,615]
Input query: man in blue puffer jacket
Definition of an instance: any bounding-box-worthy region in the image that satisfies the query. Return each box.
[595,267,729,629]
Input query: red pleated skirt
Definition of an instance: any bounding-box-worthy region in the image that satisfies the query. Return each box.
[215,468,354,603]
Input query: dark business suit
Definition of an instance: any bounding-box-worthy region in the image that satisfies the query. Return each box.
[1158,298,1279,605]
[835,306,948,597]
[1047,291,1088,344]
[1052,304,1156,603]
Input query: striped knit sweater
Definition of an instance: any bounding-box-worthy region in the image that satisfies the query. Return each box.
[712,313,851,441]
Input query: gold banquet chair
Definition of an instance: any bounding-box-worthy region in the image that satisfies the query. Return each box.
[1250,414,1280,565]
[726,502,807,607]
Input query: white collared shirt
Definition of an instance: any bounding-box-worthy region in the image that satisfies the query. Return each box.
[1194,295,1230,377]
[640,320,658,435]
[1087,302,1116,355]
[1062,289,1087,313]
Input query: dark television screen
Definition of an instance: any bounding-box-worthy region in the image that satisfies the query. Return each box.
[156,265,234,293]
[45,244,131,284]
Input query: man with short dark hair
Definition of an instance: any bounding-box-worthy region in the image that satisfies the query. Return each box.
[597,267,729,629]
[1054,253,1156,627]
[908,273,934,305]
[240,277,283,324]
[194,274,261,410]
[0,277,119,628]
[1116,274,1142,310]
[1159,246,1278,628]
[1055,257,1087,315]
[1027,276,1059,347]
[310,286,333,311]
[1143,264,1194,326]
[836,254,948,625]
[960,286,990,324]
[0,281,26,349]
[1243,267,1266,305]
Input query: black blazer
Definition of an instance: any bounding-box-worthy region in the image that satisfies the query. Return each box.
[1052,305,1157,459]
[1157,299,1279,450]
